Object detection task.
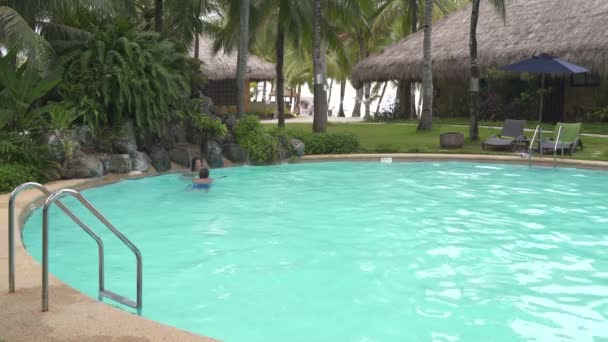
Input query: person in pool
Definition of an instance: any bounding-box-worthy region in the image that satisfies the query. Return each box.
[182,157,203,179]
[192,167,213,191]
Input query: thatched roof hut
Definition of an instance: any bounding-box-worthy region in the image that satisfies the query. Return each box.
[351,0,608,86]
[196,35,275,81]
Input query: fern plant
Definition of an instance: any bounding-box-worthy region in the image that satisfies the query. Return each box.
[55,16,192,135]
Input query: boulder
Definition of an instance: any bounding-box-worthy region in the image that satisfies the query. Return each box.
[204,140,223,168]
[113,120,138,153]
[169,147,192,168]
[289,138,305,157]
[222,143,246,163]
[106,154,132,174]
[130,151,151,172]
[70,125,95,149]
[149,145,171,172]
[60,152,104,179]
[159,122,187,150]
[46,130,67,163]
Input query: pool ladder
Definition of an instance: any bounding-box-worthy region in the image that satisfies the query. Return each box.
[527,125,565,168]
[7,182,143,314]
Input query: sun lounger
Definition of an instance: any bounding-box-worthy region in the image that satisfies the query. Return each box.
[481,119,527,151]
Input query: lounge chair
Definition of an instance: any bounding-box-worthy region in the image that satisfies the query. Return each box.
[481,119,527,151]
[539,122,583,155]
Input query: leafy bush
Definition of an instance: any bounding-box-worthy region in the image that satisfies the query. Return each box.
[234,115,280,164]
[365,109,396,123]
[0,164,45,194]
[55,16,193,134]
[192,115,228,141]
[272,129,360,154]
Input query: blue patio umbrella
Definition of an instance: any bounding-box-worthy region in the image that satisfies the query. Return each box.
[501,54,589,122]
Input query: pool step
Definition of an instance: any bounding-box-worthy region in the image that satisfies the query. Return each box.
[100,290,138,309]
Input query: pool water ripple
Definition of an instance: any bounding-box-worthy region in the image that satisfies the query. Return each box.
[22,162,608,341]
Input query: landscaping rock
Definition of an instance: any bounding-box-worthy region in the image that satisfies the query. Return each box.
[289,138,305,157]
[60,152,104,179]
[113,120,138,153]
[70,125,95,149]
[106,154,131,173]
[130,151,151,172]
[149,145,171,172]
[169,147,192,168]
[222,143,246,163]
[46,131,67,163]
[204,140,223,168]
[281,146,293,159]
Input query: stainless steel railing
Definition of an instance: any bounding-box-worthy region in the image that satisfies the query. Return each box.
[553,125,565,168]
[528,125,543,166]
[8,183,142,314]
[8,183,104,295]
[42,189,142,313]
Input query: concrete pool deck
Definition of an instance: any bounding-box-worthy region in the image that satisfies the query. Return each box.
[2,154,608,341]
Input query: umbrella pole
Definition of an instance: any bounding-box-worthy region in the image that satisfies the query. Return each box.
[538,74,545,123]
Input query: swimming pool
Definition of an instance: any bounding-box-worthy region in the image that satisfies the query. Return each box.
[22,161,608,341]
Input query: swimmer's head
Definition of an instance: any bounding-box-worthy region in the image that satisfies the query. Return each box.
[199,167,209,179]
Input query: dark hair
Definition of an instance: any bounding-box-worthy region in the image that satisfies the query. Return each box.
[191,158,201,171]
[199,167,209,179]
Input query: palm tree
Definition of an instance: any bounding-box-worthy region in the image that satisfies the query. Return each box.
[417,0,433,130]
[312,0,327,132]
[0,0,114,67]
[469,0,507,140]
[236,0,249,117]
[155,0,163,31]
[373,0,467,119]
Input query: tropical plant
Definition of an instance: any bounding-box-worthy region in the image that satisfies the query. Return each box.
[0,0,118,68]
[54,16,192,135]
[192,115,228,141]
[417,0,433,130]
[234,115,280,164]
[0,54,62,132]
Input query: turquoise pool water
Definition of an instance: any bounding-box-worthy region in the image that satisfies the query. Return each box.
[23,162,608,341]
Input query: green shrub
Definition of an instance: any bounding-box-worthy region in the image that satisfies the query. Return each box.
[234,115,280,164]
[273,129,360,155]
[0,164,44,194]
[192,115,228,141]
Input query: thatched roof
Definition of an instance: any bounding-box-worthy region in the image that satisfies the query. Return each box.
[351,0,608,86]
[196,35,275,81]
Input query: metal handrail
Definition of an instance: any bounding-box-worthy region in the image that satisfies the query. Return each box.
[42,189,142,314]
[528,125,542,166]
[553,125,565,167]
[8,183,104,294]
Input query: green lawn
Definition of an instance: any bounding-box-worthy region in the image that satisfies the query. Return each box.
[265,122,608,161]
[394,118,608,135]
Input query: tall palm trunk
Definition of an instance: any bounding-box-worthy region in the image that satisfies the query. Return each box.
[417,0,433,130]
[352,30,366,118]
[236,0,250,117]
[469,0,480,141]
[154,0,163,32]
[364,83,371,119]
[194,34,200,59]
[327,78,334,116]
[409,0,418,119]
[338,80,346,117]
[469,0,481,141]
[376,82,388,115]
[312,0,327,132]
[295,84,301,114]
[276,24,286,127]
[262,81,267,102]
